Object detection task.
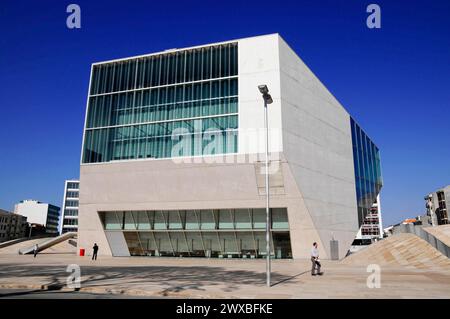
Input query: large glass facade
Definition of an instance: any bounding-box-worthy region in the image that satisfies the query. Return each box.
[350,117,383,227]
[82,43,239,163]
[100,208,292,258]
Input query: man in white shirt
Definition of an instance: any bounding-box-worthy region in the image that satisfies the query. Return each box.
[311,242,322,276]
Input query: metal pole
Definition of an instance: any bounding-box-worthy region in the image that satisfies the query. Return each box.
[264,99,271,287]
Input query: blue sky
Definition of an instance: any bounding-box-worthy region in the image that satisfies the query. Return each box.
[0,0,449,227]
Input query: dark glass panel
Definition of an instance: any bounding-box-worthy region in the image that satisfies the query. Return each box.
[212,46,220,78]
[202,47,211,79]
[176,52,185,83]
[194,49,202,81]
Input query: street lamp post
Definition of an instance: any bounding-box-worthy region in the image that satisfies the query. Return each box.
[258,84,273,287]
[28,224,33,239]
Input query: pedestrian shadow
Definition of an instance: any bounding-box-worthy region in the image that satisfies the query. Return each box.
[270,270,310,287]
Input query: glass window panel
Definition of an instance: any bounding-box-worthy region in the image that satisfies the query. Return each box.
[103,212,121,230]
[170,232,189,254]
[254,232,267,253]
[176,52,185,83]
[221,45,228,77]
[202,47,211,79]
[113,63,122,92]
[185,210,199,230]
[124,211,137,230]
[202,82,210,100]
[136,211,150,230]
[185,232,204,254]
[154,211,166,229]
[212,46,219,78]
[90,66,99,95]
[129,60,137,90]
[168,210,182,229]
[218,209,233,229]
[230,78,238,96]
[194,49,202,81]
[152,57,160,86]
[138,232,156,255]
[253,209,266,229]
[271,208,289,229]
[202,232,221,254]
[235,209,252,229]
[98,65,106,94]
[121,62,128,91]
[154,232,172,254]
[236,232,255,253]
[194,83,201,100]
[167,54,175,84]
[218,233,238,253]
[211,81,220,98]
[123,232,144,256]
[185,84,192,101]
[186,51,194,82]
[230,44,238,75]
[200,210,215,230]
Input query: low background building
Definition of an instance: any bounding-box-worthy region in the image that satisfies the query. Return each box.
[425,185,449,226]
[0,209,28,242]
[14,200,60,235]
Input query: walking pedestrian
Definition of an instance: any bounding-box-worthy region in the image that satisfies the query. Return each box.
[311,242,323,276]
[33,244,38,258]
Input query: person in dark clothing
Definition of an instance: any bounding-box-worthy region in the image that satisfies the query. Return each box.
[92,243,99,260]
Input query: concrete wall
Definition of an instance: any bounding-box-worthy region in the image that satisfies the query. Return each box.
[278,36,359,259]
[79,154,324,258]
[238,34,283,155]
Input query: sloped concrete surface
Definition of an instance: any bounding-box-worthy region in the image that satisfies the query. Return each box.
[423,225,450,247]
[0,238,50,255]
[342,233,450,271]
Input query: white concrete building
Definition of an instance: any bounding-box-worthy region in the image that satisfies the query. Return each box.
[14,200,60,234]
[78,34,382,259]
[60,180,80,233]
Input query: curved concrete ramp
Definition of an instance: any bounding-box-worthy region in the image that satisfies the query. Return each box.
[343,233,450,271]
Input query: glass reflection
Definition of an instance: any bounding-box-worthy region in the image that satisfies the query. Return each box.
[102,208,292,258]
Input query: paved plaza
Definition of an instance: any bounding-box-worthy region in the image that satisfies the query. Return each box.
[0,246,449,299]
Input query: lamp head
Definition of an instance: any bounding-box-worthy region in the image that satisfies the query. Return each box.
[258,84,273,104]
[258,84,269,95]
